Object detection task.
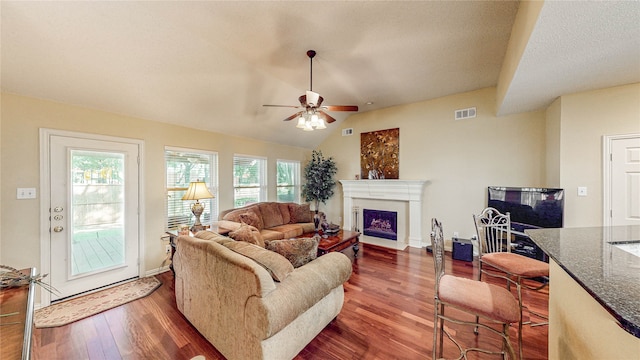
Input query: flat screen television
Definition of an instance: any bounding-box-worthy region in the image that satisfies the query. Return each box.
[487,186,564,232]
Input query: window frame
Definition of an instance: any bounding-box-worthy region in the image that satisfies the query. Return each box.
[276,159,301,203]
[164,146,218,231]
[233,154,267,208]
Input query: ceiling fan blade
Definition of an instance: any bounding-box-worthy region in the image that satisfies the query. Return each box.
[283,112,301,121]
[322,105,359,112]
[298,95,307,107]
[263,104,302,109]
[318,111,337,123]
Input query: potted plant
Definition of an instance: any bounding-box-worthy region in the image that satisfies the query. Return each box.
[301,150,338,232]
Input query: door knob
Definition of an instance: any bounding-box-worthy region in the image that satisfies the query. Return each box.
[53,226,64,232]
[53,215,63,221]
[53,207,64,212]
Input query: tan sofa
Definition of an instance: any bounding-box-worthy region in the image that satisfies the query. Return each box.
[218,202,318,241]
[173,231,352,360]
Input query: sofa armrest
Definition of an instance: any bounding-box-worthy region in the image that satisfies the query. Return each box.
[216,219,242,231]
[245,252,352,338]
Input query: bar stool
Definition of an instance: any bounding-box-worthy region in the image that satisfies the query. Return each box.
[473,207,549,360]
[431,218,520,359]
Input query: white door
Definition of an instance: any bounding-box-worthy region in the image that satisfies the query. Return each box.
[48,134,140,301]
[606,135,640,226]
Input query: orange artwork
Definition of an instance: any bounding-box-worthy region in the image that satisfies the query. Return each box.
[360,128,399,179]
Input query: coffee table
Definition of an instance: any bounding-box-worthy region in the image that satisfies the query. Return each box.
[299,230,360,257]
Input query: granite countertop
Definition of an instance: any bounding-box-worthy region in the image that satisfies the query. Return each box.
[525,225,640,338]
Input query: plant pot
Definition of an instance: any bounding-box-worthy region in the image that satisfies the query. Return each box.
[313,211,320,233]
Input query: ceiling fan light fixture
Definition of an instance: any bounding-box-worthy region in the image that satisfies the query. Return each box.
[296,116,306,128]
[310,113,319,126]
[263,50,358,130]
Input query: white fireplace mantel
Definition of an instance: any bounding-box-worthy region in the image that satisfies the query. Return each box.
[340,180,428,248]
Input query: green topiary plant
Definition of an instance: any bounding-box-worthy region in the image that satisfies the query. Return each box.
[301,150,338,216]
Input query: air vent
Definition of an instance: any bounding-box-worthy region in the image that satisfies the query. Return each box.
[454,107,477,120]
[342,128,354,136]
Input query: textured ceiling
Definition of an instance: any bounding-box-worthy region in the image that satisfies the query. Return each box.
[2,1,639,149]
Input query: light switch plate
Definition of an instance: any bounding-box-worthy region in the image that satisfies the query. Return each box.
[577,186,588,197]
[17,187,37,199]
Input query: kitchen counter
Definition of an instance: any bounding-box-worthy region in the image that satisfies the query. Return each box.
[526,225,640,338]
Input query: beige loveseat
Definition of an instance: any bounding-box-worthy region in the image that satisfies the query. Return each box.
[173,230,352,360]
[217,202,318,241]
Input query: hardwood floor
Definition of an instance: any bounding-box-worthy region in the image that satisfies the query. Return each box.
[32,244,548,359]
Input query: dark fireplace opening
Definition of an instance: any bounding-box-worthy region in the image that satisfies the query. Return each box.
[363,209,398,241]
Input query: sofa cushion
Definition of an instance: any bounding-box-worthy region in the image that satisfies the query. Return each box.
[223,241,293,282]
[278,203,291,224]
[239,211,264,230]
[266,237,319,268]
[267,224,304,239]
[229,222,265,248]
[289,203,312,223]
[260,229,285,241]
[259,202,284,228]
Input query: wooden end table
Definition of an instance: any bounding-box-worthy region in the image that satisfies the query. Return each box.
[165,225,231,274]
[300,230,360,258]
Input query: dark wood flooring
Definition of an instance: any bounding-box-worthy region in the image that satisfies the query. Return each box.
[32,244,548,359]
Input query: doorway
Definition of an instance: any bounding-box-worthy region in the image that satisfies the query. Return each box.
[40,129,144,304]
[604,134,640,226]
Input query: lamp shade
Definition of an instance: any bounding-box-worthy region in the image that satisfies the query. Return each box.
[181,181,214,201]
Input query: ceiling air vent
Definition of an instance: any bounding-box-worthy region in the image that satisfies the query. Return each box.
[342,128,354,136]
[454,107,477,120]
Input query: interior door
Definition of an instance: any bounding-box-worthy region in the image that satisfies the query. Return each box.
[608,135,640,226]
[48,134,140,301]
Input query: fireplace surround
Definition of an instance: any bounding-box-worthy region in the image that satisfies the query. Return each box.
[340,180,428,249]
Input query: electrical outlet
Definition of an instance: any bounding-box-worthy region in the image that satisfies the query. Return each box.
[165,245,171,254]
[453,231,459,239]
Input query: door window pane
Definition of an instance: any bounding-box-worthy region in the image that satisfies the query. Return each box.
[70,150,125,275]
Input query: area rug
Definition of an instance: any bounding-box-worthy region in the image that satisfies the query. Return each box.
[34,276,161,328]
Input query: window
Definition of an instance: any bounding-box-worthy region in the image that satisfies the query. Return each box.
[165,147,218,230]
[276,159,300,203]
[233,155,266,207]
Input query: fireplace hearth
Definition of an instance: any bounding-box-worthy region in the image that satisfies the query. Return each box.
[363,209,398,241]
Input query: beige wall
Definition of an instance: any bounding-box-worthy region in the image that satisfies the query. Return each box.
[317,87,547,242]
[556,83,640,227]
[0,92,310,272]
[549,260,640,359]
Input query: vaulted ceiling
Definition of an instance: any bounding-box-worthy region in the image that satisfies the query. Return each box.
[2,1,639,148]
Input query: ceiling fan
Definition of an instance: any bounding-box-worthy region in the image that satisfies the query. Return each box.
[263,50,358,130]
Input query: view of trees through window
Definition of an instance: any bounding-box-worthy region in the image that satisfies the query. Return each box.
[233,156,266,207]
[277,160,300,203]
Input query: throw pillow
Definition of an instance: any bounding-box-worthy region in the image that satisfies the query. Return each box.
[229,222,265,248]
[223,241,294,282]
[278,203,291,224]
[288,203,312,223]
[266,237,319,268]
[259,202,284,228]
[222,205,261,224]
[239,210,264,230]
